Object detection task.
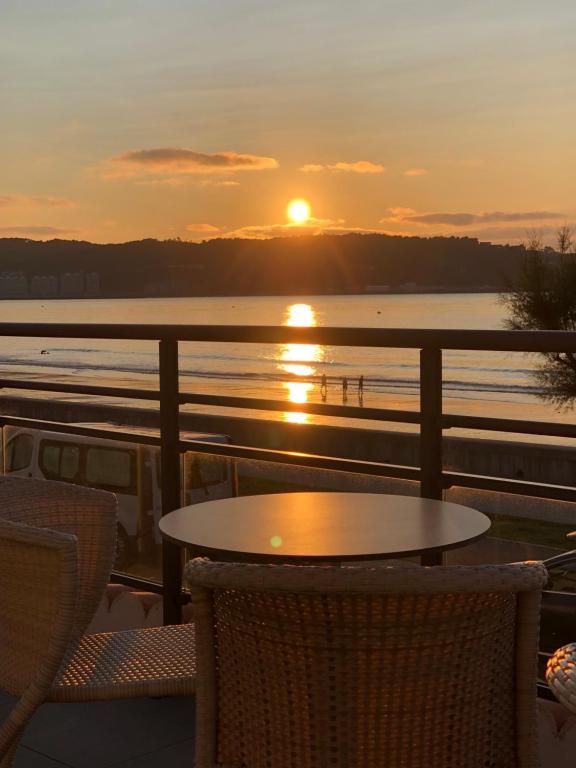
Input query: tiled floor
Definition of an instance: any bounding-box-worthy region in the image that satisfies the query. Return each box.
[0,690,195,767]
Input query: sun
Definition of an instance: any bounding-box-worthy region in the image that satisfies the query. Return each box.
[287,198,311,224]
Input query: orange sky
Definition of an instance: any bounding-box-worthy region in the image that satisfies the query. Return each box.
[2,1,576,245]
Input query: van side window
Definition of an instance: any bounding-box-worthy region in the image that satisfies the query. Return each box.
[6,434,34,471]
[61,446,80,480]
[41,445,59,476]
[39,441,80,482]
[85,447,136,494]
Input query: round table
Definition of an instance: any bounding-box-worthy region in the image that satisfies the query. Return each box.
[159,492,491,566]
[546,643,576,714]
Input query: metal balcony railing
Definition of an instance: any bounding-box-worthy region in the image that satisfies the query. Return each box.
[0,322,574,664]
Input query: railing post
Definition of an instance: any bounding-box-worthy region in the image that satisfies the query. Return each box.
[159,339,183,625]
[420,347,443,500]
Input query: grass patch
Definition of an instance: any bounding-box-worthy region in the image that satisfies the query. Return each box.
[488,513,573,549]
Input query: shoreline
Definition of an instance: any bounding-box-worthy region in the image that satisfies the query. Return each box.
[0,288,504,301]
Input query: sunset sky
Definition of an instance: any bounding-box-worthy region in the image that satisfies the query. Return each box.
[2,0,576,244]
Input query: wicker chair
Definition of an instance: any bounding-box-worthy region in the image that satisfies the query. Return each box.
[186,558,548,768]
[0,476,118,636]
[0,479,196,768]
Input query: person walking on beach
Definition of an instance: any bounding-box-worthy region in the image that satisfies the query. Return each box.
[342,376,348,400]
[320,373,327,400]
[358,374,364,404]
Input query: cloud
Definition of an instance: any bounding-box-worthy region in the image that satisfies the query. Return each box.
[300,160,386,174]
[381,209,566,226]
[137,177,242,188]
[211,217,397,240]
[136,177,191,187]
[199,179,240,188]
[186,223,220,234]
[213,216,340,240]
[0,225,78,237]
[103,148,279,178]
[0,194,75,208]
[377,207,574,245]
[403,168,428,177]
[387,207,417,217]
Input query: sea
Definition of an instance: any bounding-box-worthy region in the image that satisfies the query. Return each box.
[0,293,571,444]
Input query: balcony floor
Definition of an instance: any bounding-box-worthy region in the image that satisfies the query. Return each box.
[0,690,195,767]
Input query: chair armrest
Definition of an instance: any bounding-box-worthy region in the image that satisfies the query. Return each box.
[543,551,576,570]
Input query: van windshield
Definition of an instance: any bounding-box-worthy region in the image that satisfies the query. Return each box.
[6,434,34,472]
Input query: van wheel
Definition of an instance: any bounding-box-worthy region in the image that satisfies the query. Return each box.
[115,526,135,570]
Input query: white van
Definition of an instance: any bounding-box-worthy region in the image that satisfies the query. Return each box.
[3,423,235,566]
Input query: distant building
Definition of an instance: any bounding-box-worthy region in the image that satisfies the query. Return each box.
[60,272,84,298]
[31,274,58,298]
[0,271,28,298]
[85,272,100,297]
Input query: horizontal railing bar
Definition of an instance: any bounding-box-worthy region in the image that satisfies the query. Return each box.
[0,415,162,446]
[0,413,419,481]
[4,380,576,442]
[179,391,421,423]
[109,572,163,593]
[0,379,419,423]
[2,413,575,492]
[3,382,574,440]
[443,413,576,439]
[3,381,576,441]
[0,380,419,424]
[109,572,191,603]
[180,438,420,481]
[444,471,576,503]
[0,379,161,401]
[0,323,576,351]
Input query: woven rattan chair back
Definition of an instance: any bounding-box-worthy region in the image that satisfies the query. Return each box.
[0,476,117,636]
[186,560,547,768]
[0,519,77,763]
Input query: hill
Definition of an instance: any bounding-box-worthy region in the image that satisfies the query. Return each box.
[0,233,531,299]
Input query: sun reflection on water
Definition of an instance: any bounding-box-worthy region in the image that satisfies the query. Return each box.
[282,362,316,377]
[285,412,309,424]
[285,303,316,327]
[278,303,323,424]
[284,381,313,404]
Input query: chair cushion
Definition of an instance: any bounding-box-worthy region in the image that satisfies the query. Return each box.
[49,624,196,702]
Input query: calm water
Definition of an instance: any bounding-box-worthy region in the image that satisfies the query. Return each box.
[0,293,568,437]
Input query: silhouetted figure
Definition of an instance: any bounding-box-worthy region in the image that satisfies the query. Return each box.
[320,373,327,400]
[358,375,364,405]
[342,376,348,401]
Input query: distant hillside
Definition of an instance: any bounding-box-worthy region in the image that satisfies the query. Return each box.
[0,233,535,299]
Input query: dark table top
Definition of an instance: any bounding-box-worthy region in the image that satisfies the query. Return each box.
[159,492,491,563]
